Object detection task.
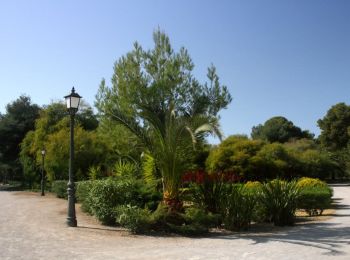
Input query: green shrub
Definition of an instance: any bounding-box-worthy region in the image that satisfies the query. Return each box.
[88,178,139,225]
[88,166,104,180]
[152,205,212,236]
[183,207,220,228]
[51,180,67,199]
[76,180,94,213]
[220,184,257,231]
[296,177,329,189]
[298,187,332,216]
[244,181,262,191]
[113,160,138,178]
[167,222,209,236]
[115,205,152,234]
[259,180,300,226]
[243,181,267,223]
[134,181,162,211]
[296,177,333,216]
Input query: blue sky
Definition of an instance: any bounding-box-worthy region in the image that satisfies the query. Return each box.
[0,0,349,140]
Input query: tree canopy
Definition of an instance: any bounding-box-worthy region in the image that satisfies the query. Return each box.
[19,102,105,186]
[251,116,313,143]
[95,30,232,205]
[318,102,350,151]
[96,30,232,121]
[0,95,40,180]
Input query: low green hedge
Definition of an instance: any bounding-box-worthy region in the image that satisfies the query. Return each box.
[298,187,332,216]
[51,180,67,199]
[296,177,333,216]
[76,180,94,214]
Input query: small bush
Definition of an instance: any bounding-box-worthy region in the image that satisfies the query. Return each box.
[296,177,332,216]
[183,207,220,228]
[88,178,139,225]
[298,187,332,216]
[88,166,104,180]
[115,205,152,234]
[220,184,257,231]
[296,177,329,189]
[260,180,300,226]
[51,180,67,199]
[76,180,94,213]
[113,160,138,178]
[244,181,267,223]
[244,181,262,191]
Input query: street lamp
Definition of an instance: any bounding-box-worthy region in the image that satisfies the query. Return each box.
[64,87,82,227]
[41,149,46,196]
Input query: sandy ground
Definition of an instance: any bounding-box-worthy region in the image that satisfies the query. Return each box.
[0,185,350,260]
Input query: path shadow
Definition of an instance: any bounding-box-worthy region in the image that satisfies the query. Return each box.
[77,225,124,233]
[210,222,350,256]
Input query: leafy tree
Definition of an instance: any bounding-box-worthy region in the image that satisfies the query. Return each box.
[251,116,313,143]
[206,136,338,181]
[317,103,350,178]
[95,30,231,208]
[44,125,108,182]
[20,101,105,186]
[318,103,350,151]
[0,95,40,181]
[206,135,265,180]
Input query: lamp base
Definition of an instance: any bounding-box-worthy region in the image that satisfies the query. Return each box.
[67,218,77,227]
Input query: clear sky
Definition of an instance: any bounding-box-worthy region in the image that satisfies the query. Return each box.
[0,0,349,140]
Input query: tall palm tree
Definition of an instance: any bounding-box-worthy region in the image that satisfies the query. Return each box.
[108,103,221,210]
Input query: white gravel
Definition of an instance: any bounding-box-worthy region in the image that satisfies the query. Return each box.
[0,185,350,260]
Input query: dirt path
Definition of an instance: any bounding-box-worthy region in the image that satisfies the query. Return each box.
[0,185,350,259]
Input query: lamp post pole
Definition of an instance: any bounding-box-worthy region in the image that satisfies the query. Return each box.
[67,112,77,227]
[64,87,81,227]
[41,149,46,196]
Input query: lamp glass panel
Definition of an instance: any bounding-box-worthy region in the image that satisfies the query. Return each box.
[66,98,71,108]
[70,96,80,109]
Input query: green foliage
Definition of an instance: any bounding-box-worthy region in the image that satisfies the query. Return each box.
[296,177,329,189]
[294,149,339,180]
[296,177,332,216]
[183,207,220,228]
[318,102,350,151]
[220,184,257,230]
[115,205,152,233]
[45,126,108,182]
[87,166,104,180]
[95,30,231,206]
[206,135,264,179]
[51,180,67,199]
[152,205,214,236]
[19,102,107,186]
[251,116,314,143]
[76,180,94,213]
[87,178,139,225]
[259,180,300,226]
[0,95,40,181]
[253,143,295,179]
[244,181,262,191]
[188,174,226,213]
[141,152,160,189]
[298,187,332,216]
[96,120,144,168]
[206,135,340,181]
[113,160,138,178]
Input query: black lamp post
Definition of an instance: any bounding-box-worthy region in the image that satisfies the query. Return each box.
[64,87,82,227]
[41,149,46,196]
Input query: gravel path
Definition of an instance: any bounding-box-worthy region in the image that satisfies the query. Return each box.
[0,185,350,260]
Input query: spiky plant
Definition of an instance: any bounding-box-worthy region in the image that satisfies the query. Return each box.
[259,179,300,226]
[108,104,221,210]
